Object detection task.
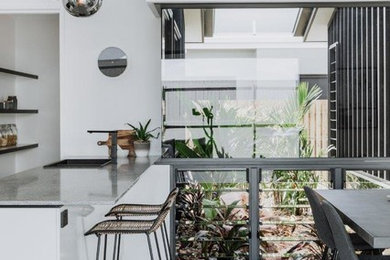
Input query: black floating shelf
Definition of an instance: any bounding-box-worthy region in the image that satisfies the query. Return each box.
[0,109,38,114]
[0,143,39,155]
[0,68,38,79]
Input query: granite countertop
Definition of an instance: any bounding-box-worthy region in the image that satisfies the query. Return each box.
[0,157,158,206]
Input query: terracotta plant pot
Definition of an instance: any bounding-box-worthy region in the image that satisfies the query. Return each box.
[134,141,150,157]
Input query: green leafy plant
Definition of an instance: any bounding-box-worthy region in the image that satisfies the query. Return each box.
[175,104,231,159]
[346,172,382,189]
[274,82,323,125]
[270,82,323,215]
[176,182,249,259]
[197,198,249,259]
[261,83,326,258]
[127,119,160,143]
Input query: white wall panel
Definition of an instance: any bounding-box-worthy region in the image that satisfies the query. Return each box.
[60,0,162,157]
[0,0,60,14]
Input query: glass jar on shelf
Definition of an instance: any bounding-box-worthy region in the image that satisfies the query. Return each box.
[9,124,17,146]
[0,125,7,147]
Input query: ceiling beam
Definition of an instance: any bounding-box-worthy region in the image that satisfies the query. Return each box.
[147,0,390,17]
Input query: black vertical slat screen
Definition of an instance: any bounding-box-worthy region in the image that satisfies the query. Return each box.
[342,8,348,157]
[362,7,367,157]
[387,8,390,165]
[329,7,390,180]
[163,9,185,59]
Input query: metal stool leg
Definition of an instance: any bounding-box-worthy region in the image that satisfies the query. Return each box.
[117,234,121,260]
[160,227,169,260]
[321,246,328,260]
[103,234,108,260]
[112,234,117,260]
[163,221,172,260]
[96,235,101,260]
[332,249,338,260]
[154,232,162,260]
[146,234,154,260]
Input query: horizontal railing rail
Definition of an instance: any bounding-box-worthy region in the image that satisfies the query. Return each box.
[157,157,390,170]
[159,157,390,260]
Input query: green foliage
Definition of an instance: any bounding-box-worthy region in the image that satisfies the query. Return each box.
[198,199,249,258]
[192,104,217,157]
[176,184,205,221]
[346,173,382,189]
[175,138,212,158]
[175,104,231,158]
[271,170,319,215]
[271,82,323,215]
[270,82,322,127]
[127,119,160,142]
[176,183,249,259]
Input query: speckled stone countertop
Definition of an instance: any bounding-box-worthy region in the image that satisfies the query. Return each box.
[0,157,158,206]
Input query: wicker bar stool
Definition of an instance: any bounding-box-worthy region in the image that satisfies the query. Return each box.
[104,188,179,260]
[85,204,172,260]
[105,188,179,219]
[85,189,179,260]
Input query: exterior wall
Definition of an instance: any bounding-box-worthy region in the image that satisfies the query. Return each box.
[329,7,390,178]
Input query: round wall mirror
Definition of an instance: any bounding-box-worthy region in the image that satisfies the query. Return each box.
[98,47,128,77]
[63,0,103,17]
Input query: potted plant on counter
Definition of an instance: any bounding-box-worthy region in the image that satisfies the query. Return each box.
[127,119,160,157]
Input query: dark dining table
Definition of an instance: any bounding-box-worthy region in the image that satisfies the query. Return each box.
[316,189,390,249]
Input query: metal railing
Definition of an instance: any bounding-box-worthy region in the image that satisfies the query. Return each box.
[156,157,390,260]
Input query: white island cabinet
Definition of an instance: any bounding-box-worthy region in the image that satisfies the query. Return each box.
[0,158,170,260]
[0,207,62,259]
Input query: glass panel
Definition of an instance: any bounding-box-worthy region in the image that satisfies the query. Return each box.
[162,8,329,159]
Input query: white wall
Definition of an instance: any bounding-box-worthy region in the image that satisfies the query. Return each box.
[0,0,59,14]
[14,14,60,172]
[214,9,299,34]
[0,14,60,176]
[0,15,16,177]
[185,46,327,75]
[60,0,161,158]
[257,47,328,75]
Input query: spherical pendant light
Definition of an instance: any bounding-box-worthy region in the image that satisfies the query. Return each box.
[63,0,103,17]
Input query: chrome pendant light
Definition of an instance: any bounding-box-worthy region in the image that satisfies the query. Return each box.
[63,0,103,17]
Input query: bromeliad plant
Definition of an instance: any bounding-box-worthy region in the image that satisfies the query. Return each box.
[127,119,160,143]
[176,183,249,259]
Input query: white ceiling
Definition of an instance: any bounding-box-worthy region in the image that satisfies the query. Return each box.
[214,8,299,35]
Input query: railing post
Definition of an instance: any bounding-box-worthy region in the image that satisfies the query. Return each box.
[170,165,177,259]
[330,168,345,189]
[249,167,260,260]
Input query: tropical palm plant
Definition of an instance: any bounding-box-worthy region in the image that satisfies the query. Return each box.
[271,83,323,215]
[270,82,322,126]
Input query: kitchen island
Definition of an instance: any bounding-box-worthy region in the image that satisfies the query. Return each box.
[0,157,170,260]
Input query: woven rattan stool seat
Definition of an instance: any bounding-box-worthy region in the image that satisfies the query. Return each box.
[85,219,154,236]
[105,188,179,219]
[105,204,161,217]
[86,188,179,260]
